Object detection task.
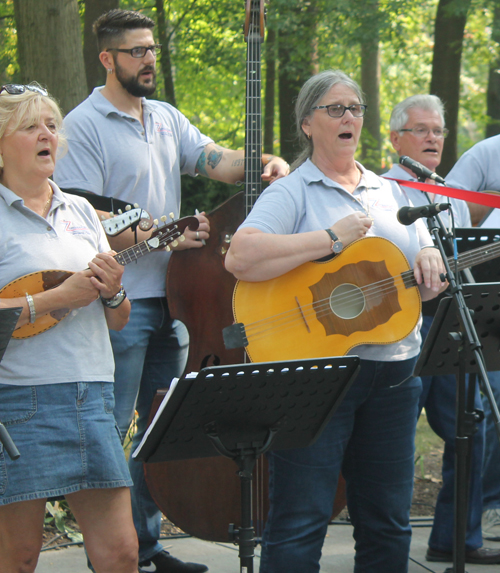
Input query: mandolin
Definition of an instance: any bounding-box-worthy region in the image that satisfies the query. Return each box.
[1,216,198,339]
[224,235,500,362]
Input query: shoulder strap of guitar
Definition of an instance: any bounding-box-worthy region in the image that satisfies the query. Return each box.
[60,188,132,214]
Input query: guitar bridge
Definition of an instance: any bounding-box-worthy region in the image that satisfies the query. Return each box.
[223,323,248,349]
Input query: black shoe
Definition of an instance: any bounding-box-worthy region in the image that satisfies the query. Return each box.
[426,546,500,564]
[138,550,208,573]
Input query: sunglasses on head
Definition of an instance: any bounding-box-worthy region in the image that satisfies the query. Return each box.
[0,84,48,96]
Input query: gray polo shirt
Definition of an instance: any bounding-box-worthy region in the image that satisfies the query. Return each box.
[240,159,434,362]
[53,87,213,300]
[0,182,114,386]
[383,164,471,228]
[446,134,500,228]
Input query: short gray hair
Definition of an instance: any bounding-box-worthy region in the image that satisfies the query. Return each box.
[292,70,364,170]
[389,94,445,132]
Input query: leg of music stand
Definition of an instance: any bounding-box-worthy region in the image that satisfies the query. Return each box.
[206,424,279,573]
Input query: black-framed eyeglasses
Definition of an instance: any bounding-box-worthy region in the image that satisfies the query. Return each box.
[106,44,162,58]
[0,84,48,96]
[399,127,449,139]
[311,104,367,118]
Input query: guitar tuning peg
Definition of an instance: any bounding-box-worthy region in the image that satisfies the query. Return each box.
[153,219,159,226]
[118,209,123,214]
[169,212,175,220]
[165,245,171,252]
[171,240,179,248]
[133,203,139,208]
[179,235,186,242]
[100,214,106,220]
[109,212,114,217]
[125,205,131,211]
[160,215,167,222]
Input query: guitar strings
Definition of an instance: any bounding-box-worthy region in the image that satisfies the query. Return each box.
[240,239,500,346]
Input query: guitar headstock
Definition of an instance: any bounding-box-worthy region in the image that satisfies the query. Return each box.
[101,205,153,236]
[147,215,200,251]
[244,0,265,41]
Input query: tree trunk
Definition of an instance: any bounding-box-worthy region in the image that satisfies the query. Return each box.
[486,1,500,139]
[155,0,176,106]
[263,27,276,155]
[14,0,87,114]
[430,0,471,175]
[83,0,119,93]
[360,32,381,173]
[277,4,317,164]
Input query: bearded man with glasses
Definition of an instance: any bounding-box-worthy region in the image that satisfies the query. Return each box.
[382,94,500,566]
[53,8,289,573]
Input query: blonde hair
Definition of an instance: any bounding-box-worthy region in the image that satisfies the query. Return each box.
[0,84,65,168]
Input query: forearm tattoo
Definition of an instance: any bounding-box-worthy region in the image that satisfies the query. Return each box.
[207,149,223,169]
[196,150,208,176]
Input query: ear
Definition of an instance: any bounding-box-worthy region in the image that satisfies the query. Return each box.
[99,51,114,71]
[390,130,401,153]
[301,117,311,138]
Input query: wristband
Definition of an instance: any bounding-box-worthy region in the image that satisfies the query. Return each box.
[25,293,36,324]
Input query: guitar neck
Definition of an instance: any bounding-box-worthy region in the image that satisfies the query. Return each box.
[244,0,264,216]
[402,239,500,289]
[114,237,159,266]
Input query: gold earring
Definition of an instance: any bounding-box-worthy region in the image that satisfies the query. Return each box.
[107,68,113,74]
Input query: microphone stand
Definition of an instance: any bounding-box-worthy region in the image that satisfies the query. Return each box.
[423,205,500,573]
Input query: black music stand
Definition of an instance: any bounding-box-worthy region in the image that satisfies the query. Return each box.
[134,356,360,573]
[0,307,22,460]
[415,283,500,573]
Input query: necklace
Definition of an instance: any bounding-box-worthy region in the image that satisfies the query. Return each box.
[42,186,53,218]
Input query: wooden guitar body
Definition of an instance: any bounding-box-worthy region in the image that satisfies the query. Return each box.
[232,237,422,363]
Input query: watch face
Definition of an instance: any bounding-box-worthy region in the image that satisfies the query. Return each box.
[332,241,343,254]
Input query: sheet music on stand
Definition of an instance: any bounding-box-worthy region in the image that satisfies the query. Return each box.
[0,307,22,363]
[0,307,22,461]
[133,357,360,464]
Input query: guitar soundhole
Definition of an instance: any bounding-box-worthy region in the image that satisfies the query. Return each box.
[329,283,365,319]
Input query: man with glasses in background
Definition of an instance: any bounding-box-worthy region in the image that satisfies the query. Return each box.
[53,8,288,573]
[383,94,500,565]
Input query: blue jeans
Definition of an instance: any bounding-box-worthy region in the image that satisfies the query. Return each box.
[482,370,500,511]
[419,315,484,552]
[259,358,421,573]
[111,298,189,562]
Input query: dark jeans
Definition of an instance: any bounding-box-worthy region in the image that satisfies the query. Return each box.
[259,357,421,573]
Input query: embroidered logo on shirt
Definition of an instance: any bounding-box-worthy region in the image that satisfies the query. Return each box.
[155,122,173,136]
[61,220,92,235]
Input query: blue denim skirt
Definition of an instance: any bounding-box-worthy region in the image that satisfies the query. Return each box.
[0,381,132,505]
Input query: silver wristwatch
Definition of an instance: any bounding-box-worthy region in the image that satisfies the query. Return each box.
[101,285,127,308]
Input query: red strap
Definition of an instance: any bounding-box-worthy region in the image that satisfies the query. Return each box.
[383,177,500,209]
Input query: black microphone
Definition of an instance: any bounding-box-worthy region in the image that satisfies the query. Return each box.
[397,203,451,226]
[399,155,446,185]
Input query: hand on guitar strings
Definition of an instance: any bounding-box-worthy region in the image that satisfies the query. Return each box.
[331,212,373,244]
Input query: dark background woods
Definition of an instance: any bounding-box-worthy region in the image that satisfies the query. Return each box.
[2,0,500,214]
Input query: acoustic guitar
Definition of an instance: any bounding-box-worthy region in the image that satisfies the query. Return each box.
[224,235,500,363]
[1,215,198,339]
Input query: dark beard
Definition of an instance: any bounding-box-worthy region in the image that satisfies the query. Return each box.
[115,64,157,97]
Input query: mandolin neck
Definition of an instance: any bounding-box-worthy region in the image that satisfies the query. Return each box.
[403,240,500,289]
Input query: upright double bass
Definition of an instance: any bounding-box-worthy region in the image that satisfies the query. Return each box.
[145,0,269,542]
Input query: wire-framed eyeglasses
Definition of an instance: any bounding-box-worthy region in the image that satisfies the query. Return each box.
[311,104,367,118]
[0,84,48,96]
[399,127,449,139]
[106,44,162,58]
